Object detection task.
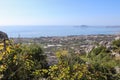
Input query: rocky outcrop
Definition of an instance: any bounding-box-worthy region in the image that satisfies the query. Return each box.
[0,31,9,51]
[0,31,8,41]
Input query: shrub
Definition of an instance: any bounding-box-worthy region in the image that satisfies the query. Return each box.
[0,42,48,80]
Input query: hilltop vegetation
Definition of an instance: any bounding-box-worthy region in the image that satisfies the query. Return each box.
[0,41,48,80]
[0,39,119,80]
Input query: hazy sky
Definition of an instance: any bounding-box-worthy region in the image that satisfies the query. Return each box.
[0,0,120,26]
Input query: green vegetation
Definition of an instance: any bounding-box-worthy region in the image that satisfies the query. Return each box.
[112,39,120,48]
[0,39,119,80]
[0,42,48,80]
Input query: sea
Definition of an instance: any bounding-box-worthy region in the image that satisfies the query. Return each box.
[1,26,120,38]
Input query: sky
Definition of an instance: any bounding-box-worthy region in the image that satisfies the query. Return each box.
[0,0,120,26]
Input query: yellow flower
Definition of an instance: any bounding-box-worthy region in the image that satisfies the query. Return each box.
[13,55,17,60]
[0,65,6,72]
[6,46,11,53]
[56,50,68,57]
[42,69,48,73]
[61,50,68,56]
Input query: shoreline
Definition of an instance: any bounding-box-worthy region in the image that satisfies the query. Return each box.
[10,33,120,39]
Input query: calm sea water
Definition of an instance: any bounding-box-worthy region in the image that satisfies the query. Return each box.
[1,26,120,38]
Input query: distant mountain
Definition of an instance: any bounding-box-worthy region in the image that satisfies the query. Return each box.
[74,25,89,28]
[106,26,120,28]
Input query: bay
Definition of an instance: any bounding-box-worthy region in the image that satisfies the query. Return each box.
[0,26,120,38]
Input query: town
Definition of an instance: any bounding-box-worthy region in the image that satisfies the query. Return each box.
[12,34,120,64]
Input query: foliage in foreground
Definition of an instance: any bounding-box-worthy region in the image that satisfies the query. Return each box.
[0,40,120,80]
[38,50,120,80]
[0,42,48,80]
